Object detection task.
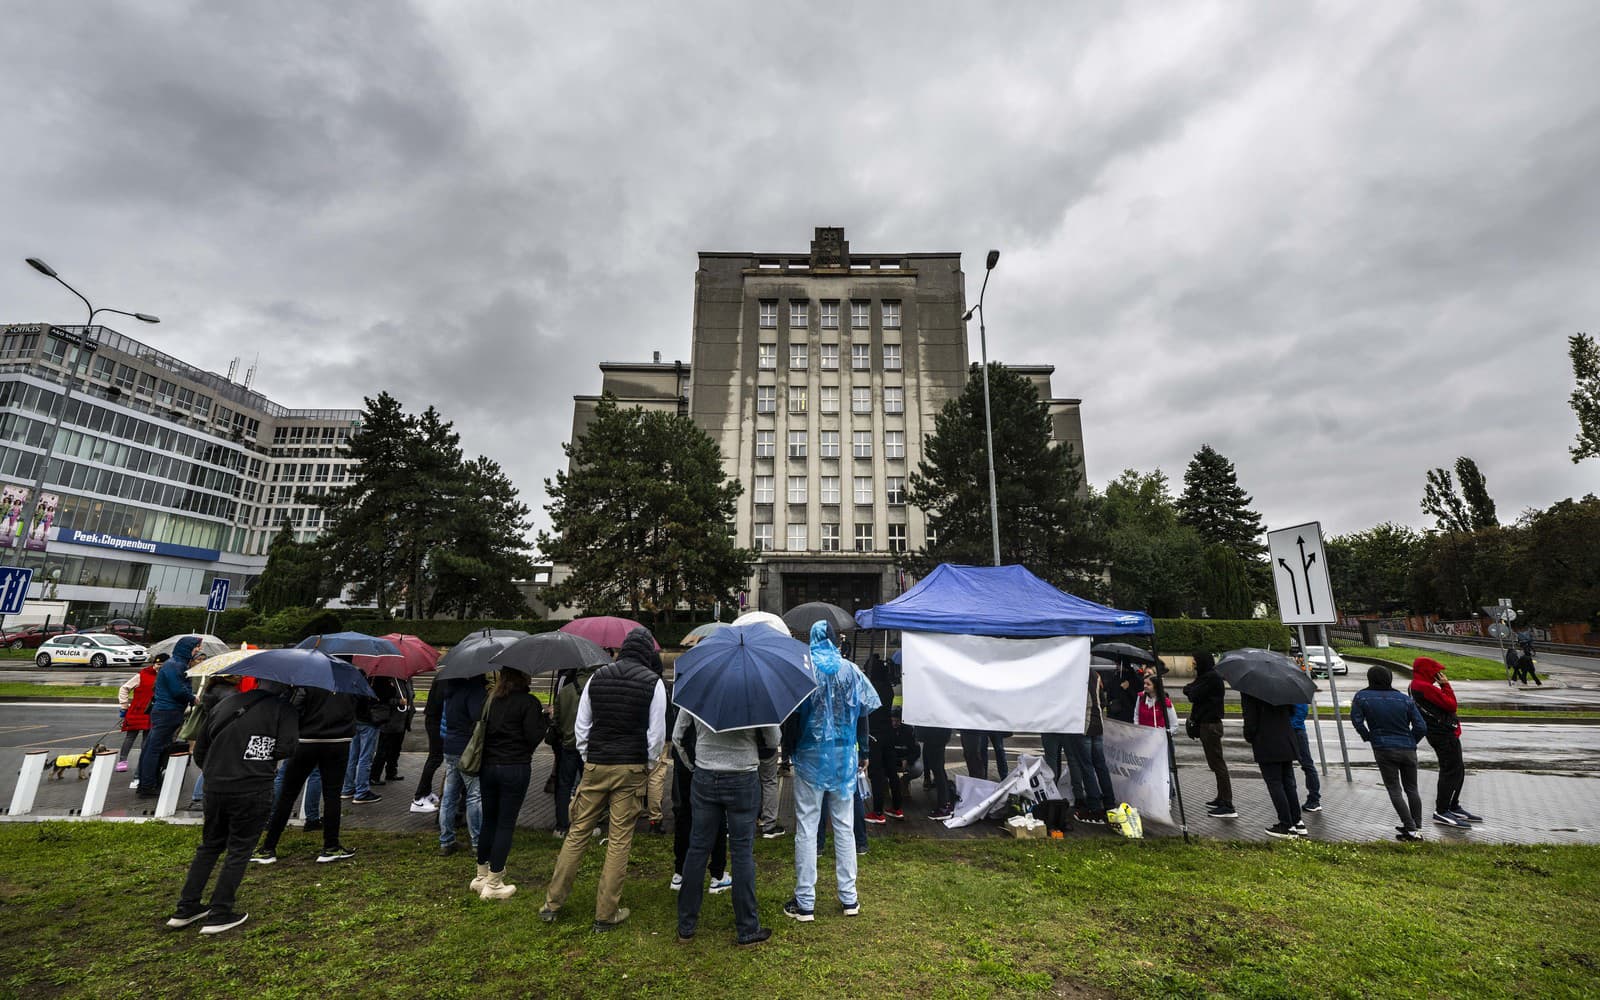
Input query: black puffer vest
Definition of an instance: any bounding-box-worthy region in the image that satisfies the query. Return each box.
[584,659,657,764]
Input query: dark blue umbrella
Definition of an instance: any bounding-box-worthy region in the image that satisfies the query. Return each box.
[672,624,817,733]
[230,648,376,697]
[296,632,403,658]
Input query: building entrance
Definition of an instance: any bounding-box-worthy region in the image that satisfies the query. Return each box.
[780,572,882,617]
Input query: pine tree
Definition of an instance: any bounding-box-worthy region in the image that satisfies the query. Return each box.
[317,392,412,612]
[1568,333,1599,463]
[248,522,333,614]
[429,456,537,618]
[1197,543,1254,619]
[1175,445,1267,596]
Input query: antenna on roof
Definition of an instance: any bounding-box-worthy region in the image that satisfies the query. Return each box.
[244,354,258,390]
[227,357,240,382]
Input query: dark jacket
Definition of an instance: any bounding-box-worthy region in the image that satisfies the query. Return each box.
[293,687,356,742]
[1085,672,1106,737]
[585,629,660,765]
[442,677,488,757]
[194,689,298,792]
[200,679,241,714]
[866,654,895,736]
[553,671,590,750]
[423,680,445,748]
[1351,689,1426,750]
[1106,666,1140,723]
[483,690,549,766]
[1240,693,1297,763]
[151,639,200,712]
[1182,667,1225,726]
[369,677,405,733]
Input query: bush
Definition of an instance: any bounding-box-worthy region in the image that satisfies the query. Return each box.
[147,607,259,644]
[235,607,346,646]
[1152,619,1293,655]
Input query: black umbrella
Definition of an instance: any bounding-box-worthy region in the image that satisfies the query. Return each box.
[435,633,526,682]
[782,601,856,637]
[1091,642,1160,666]
[1216,648,1317,705]
[489,631,613,676]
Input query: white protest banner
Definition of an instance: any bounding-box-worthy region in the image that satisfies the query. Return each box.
[902,632,1089,732]
[945,753,1062,829]
[1101,720,1172,827]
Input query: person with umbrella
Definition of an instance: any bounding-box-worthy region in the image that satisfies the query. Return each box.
[438,675,489,857]
[137,636,201,798]
[166,675,298,935]
[470,667,549,900]
[784,621,880,924]
[539,628,667,931]
[253,678,360,865]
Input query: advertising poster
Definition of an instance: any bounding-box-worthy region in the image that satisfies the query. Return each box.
[25,492,57,552]
[1,484,30,549]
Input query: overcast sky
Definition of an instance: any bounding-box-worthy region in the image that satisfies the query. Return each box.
[4,1,1597,546]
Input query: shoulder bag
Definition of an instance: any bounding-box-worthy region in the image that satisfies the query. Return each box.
[458,691,497,777]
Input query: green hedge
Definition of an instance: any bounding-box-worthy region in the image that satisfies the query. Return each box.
[148,607,258,644]
[1152,619,1293,655]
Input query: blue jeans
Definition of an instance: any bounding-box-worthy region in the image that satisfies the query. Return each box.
[678,769,762,941]
[439,753,482,849]
[273,760,322,821]
[139,708,185,796]
[816,790,868,853]
[1065,734,1113,812]
[1293,729,1322,803]
[793,774,857,910]
[341,723,379,797]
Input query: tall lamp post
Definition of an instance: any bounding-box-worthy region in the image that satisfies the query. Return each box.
[962,249,1002,566]
[18,258,158,559]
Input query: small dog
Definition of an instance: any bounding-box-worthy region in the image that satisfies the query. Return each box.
[49,745,109,780]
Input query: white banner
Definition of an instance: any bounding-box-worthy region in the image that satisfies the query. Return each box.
[901,632,1089,732]
[946,753,1062,829]
[1101,720,1173,827]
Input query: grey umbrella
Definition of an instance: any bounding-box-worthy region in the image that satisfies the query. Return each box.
[781,601,856,637]
[434,632,528,681]
[488,631,613,676]
[1216,648,1318,705]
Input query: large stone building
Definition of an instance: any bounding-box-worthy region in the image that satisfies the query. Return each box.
[563,227,1086,616]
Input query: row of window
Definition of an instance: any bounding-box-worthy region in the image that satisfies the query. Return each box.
[52,493,226,551]
[752,522,908,553]
[758,343,901,371]
[755,429,906,460]
[759,300,902,330]
[756,386,905,416]
[753,475,906,506]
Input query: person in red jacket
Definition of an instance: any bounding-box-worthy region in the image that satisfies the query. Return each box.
[1409,657,1482,828]
[116,657,162,773]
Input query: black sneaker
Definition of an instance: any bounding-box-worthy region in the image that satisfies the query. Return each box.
[737,928,772,947]
[760,824,786,839]
[165,905,211,929]
[783,898,814,923]
[199,910,249,935]
[249,850,277,866]
[928,808,953,821]
[1397,829,1424,842]
[841,900,860,916]
[317,845,356,863]
[1265,823,1295,839]
[1206,805,1238,819]
[352,791,382,804]
[302,819,323,833]
[1449,807,1483,824]
[1433,812,1467,829]
[1290,822,1309,837]
[439,842,459,856]
[1302,800,1323,813]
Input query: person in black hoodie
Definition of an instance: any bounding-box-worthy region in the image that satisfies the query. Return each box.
[254,687,357,864]
[1241,692,1303,839]
[167,684,297,935]
[1183,653,1235,819]
[1106,662,1141,724]
[410,679,446,813]
[470,667,549,900]
[864,653,899,822]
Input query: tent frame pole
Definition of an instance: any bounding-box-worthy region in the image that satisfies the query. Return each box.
[1149,631,1190,844]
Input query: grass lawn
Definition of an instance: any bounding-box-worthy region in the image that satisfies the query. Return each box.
[0,681,118,699]
[1334,645,1515,681]
[1,823,1595,999]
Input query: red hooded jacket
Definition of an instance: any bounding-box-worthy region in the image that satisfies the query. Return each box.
[1408,657,1462,738]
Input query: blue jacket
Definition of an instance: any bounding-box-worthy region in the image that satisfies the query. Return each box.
[150,636,201,712]
[1290,703,1310,731]
[1350,689,1425,750]
[442,679,487,757]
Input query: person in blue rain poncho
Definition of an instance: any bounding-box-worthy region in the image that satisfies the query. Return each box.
[783,621,881,923]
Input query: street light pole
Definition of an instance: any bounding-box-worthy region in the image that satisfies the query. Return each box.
[963,250,1002,567]
[17,258,158,559]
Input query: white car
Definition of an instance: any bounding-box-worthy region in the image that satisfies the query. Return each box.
[35,633,149,669]
[1302,645,1348,677]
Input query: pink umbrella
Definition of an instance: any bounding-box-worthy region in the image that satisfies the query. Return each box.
[558,616,659,651]
[353,633,441,678]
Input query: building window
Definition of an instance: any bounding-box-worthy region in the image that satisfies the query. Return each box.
[819,386,839,414]
[886,477,906,505]
[113,365,136,391]
[927,524,939,547]
[851,387,871,414]
[885,430,905,459]
[820,476,841,504]
[854,523,874,552]
[883,344,902,370]
[883,301,902,328]
[755,430,775,458]
[758,344,777,369]
[820,431,840,458]
[884,387,904,414]
[156,380,177,405]
[852,431,873,458]
[789,301,808,328]
[787,476,808,503]
[787,523,808,550]
[790,343,808,370]
[820,523,841,551]
[757,386,776,414]
[819,344,839,370]
[754,476,775,504]
[788,386,807,414]
[820,301,839,329]
[888,523,907,553]
[93,355,116,380]
[754,523,773,551]
[854,477,873,504]
[759,300,778,328]
[851,300,870,329]
[852,344,870,370]
[788,430,807,458]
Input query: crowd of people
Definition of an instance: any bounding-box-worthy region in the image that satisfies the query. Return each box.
[146,626,1487,938]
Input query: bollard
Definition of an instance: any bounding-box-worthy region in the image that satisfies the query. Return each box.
[154,752,189,818]
[79,751,118,817]
[7,751,48,816]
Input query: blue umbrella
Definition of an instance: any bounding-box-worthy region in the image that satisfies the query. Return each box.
[672,624,817,733]
[296,632,403,658]
[229,648,376,697]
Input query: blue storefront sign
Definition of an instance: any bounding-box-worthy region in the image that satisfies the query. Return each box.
[59,528,221,563]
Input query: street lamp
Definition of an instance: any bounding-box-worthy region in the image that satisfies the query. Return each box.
[962,249,1002,566]
[17,258,160,559]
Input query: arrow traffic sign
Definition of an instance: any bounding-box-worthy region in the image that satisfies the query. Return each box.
[206,577,230,613]
[0,566,33,616]
[1267,522,1337,625]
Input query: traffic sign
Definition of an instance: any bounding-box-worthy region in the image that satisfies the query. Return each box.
[206,577,230,613]
[1267,522,1337,625]
[1488,623,1511,639]
[0,566,33,616]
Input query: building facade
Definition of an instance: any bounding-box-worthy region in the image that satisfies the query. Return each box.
[0,322,360,620]
[562,227,1088,616]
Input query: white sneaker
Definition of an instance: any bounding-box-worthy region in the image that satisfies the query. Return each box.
[708,873,733,894]
[410,798,438,814]
[129,780,140,790]
[426,792,440,807]
[670,873,684,891]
